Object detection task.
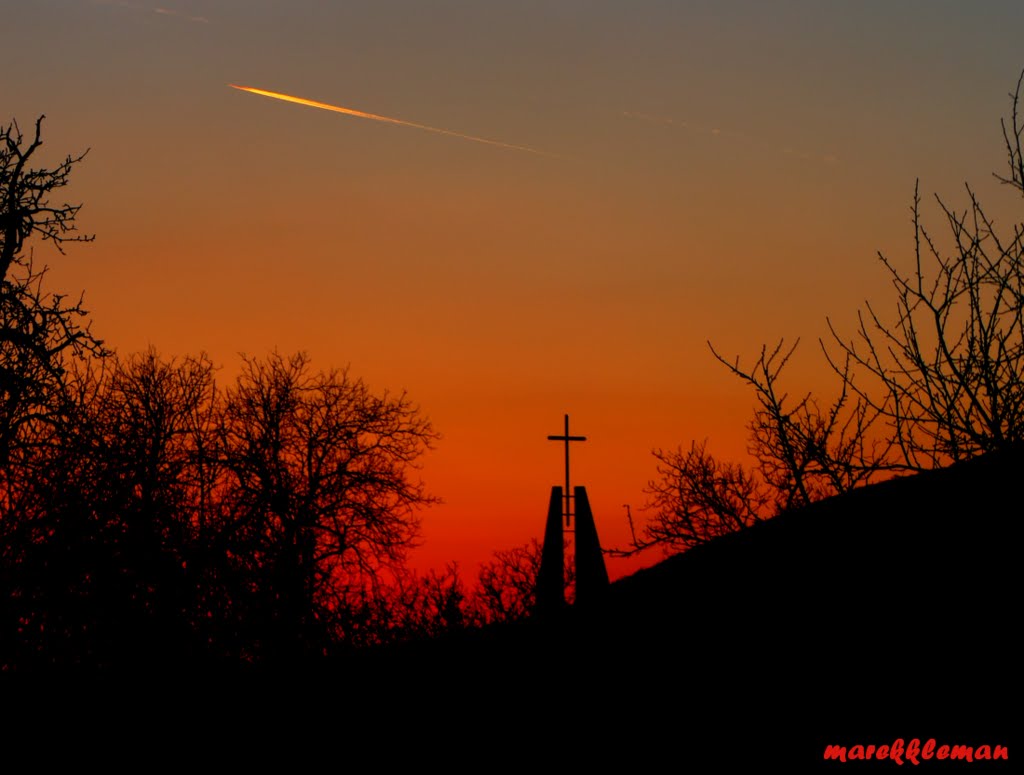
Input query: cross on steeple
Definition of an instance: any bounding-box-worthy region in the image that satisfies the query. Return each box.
[537,412,608,615]
[547,413,586,527]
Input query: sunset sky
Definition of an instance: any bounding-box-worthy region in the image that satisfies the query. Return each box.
[5,0,1023,578]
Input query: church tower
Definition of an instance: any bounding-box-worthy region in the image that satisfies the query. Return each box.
[535,414,610,615]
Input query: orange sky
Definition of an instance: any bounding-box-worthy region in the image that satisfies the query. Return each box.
[6,1,1024,579]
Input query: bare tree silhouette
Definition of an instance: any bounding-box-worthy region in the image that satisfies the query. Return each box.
[632,441,770,553]
[218,352,439,658]
[825,71,1024,469]
[469,539,574,623]
[625,69,1024,555]
[0,116,105,464]
[336,564,469,646]
[0,117,456,668]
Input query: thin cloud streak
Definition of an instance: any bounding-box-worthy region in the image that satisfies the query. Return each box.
[92,1,210,24]
[623,110,839,165]
[155,7,209,23]
[230,84,559,158]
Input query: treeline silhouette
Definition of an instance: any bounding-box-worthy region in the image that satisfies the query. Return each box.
[0,348,570,670]
[0,117,565,671]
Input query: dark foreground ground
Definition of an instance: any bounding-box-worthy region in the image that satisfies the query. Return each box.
[6,449,1017,769]
[356,447,1017,767]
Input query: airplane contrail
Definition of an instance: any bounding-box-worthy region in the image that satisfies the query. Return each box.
[229,84,555,157]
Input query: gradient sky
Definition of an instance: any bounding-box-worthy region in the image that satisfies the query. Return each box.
[4,0,1023,578]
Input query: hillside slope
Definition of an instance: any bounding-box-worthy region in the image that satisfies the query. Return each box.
[384,447,1018,756]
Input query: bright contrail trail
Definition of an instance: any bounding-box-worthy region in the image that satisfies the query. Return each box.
[229,84,554,157]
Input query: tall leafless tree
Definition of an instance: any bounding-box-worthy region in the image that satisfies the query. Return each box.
[218,351,439,657]
[0,117,105,464]
[627,69,1024,556]
[825,71,1024,470]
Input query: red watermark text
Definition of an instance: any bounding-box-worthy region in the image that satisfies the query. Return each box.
[824,739,1008,765]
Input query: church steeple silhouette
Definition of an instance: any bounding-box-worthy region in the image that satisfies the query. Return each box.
[535,414,610,615]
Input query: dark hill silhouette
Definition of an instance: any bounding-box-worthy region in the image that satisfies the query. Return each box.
[345,446,1018,764]
[9,449,1015,768]
[609,442,1015,662]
